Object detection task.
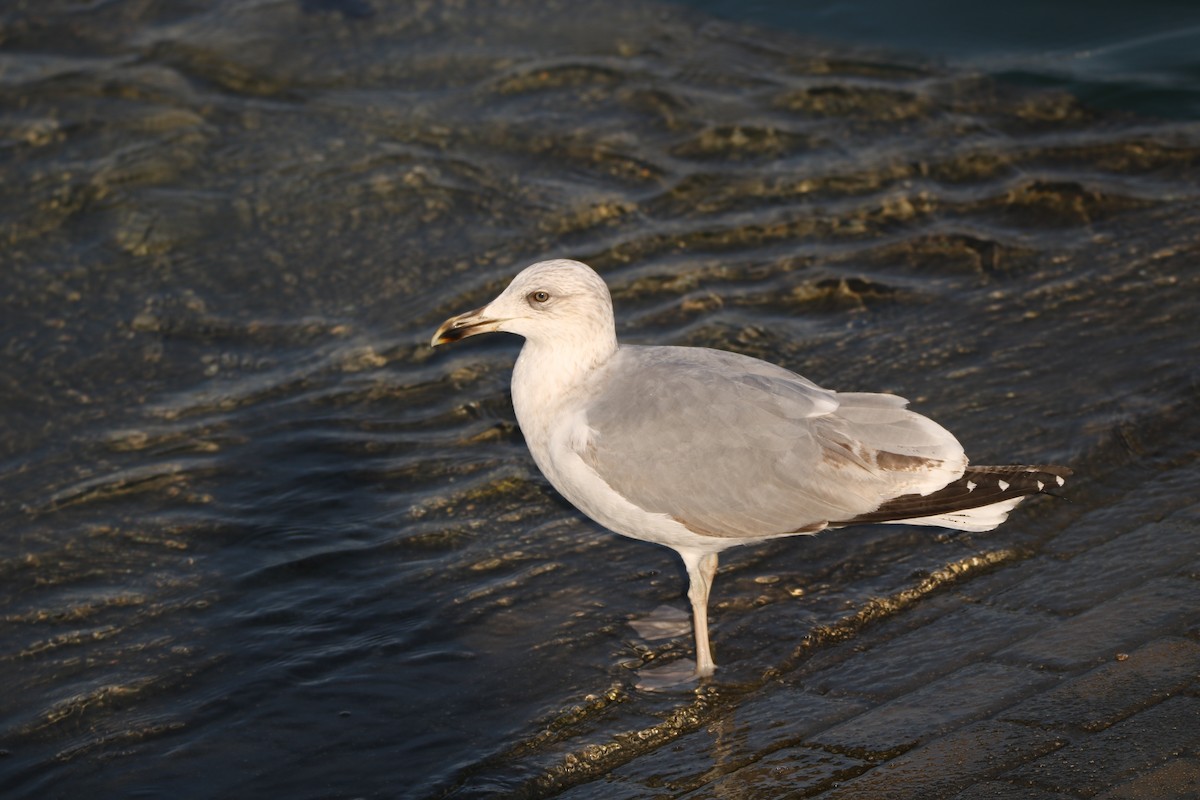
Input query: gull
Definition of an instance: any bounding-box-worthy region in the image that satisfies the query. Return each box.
[432,259,1070,677]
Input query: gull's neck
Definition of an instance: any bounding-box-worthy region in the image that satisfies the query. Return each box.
[511,328,618,438]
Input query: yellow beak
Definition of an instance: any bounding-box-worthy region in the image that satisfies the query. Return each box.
[430,306,501,347]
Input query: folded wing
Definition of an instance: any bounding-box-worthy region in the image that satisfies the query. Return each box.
[578,346,967,539]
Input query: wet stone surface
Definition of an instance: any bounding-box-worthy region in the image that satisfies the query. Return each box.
[1008,695,1200,796]
[1001,637,1200,733]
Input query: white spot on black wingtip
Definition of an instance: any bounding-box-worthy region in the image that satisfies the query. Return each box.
[1055,475,1065,487]
[997,479,1010,491]
[1036,480,1045,491]
[967,480,977,492]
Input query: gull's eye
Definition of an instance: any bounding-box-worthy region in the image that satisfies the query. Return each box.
[528,290,551,304]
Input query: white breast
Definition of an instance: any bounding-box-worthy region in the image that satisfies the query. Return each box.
[524,398,723,554]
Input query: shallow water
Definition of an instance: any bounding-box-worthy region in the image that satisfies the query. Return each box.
[680,0,1200,119]
[1,1,1199,797]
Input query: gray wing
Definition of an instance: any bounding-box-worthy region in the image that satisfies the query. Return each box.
[578,345,966,538]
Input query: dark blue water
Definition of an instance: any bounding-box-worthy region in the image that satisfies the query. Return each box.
[1,1,1198,798]
[677,0,1200,119]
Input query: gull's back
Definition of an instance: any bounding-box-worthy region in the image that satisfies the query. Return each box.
[576,345,968,541]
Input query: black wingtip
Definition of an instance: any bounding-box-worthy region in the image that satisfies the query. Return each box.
[834,463,1073,526]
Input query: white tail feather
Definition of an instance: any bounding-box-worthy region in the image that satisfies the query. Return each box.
[880,495,1027,532]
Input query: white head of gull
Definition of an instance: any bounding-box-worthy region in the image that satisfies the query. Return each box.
[432,259,1070,678]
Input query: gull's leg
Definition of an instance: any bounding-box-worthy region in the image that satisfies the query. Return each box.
[681,550,719,677]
